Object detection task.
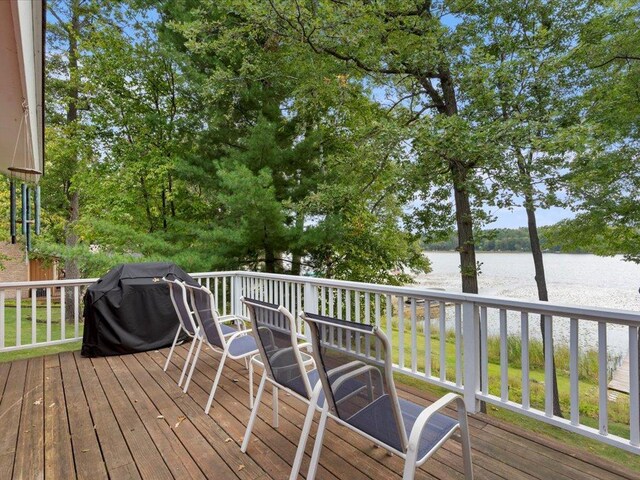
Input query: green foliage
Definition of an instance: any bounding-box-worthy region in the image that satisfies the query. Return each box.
[37,0,640,284]
[556,1,640,260]
[425,227,567,252]
[485,335,603,383]
[37,0,430,283]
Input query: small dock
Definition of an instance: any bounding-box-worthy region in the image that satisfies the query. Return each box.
[609,356,630,394]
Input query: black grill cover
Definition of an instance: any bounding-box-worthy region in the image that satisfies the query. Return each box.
[81,262,198,357]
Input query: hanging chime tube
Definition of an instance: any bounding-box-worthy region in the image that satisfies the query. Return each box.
[10,180,16,243]
[25,186,31,251]
[21,183,27,235]
[35,184,41,235]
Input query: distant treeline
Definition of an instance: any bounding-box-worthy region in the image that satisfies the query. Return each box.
[424,227,579,253]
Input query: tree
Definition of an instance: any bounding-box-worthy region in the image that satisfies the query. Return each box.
[464,0,594,417]
[228,0,500,293]
[155,0,429,281]
[45,0,111,316]
[552,1,640,262]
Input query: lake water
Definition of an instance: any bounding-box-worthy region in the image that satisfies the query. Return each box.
[414,252,640,358]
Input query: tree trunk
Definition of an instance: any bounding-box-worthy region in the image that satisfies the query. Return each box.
[140,176,154,232]
[440,70,484,411]
[451,163,479,294]
[291,213,304,276]
[161,187,167,230]
[168,173,176,217]
[519,159,563,417]
[264,246,276,273]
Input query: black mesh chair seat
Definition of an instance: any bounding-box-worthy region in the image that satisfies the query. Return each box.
[347,395,458,459]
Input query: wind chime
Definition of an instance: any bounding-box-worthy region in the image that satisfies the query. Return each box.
[9,101,41,251]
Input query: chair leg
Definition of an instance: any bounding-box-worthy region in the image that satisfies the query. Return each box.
[179,333,198,387]
[163,326,181,371]
[249,359,255,408]
[241,372,268,453]
[458,413,474,479]
[183,336,203,393]
[289,398,317,480]
[401,444,418,480]
[204,350,228,414]
[272,385,279,428]
[306,405,328,480]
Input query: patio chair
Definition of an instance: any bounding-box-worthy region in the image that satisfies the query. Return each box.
[300,312,474,480]
[240,297,368,480]
[163,276,202,387]
[163,277,243,393]
[181,282,259,413]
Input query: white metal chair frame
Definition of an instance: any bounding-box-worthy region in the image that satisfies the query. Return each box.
[240,298,367,480]
[300,312,474,480]
[163,276,245,394]
[163,276,203,387]
[181,282,259,413]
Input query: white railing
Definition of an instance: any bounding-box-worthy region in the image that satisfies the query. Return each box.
[1,270,638,455]
[0,278,97,351]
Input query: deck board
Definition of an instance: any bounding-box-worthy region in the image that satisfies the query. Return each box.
[0,360,28,479]
[91,356,174,480]
[44,354,75,480]
[14,357,44,480]
[74,351,141,479]
[1,346,638,480]
[58,351,107,480]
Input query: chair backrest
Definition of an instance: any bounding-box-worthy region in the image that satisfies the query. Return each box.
[301,312,409,453]
[242,297,312,399]
[183,282,226,349]
[163,276,197,335]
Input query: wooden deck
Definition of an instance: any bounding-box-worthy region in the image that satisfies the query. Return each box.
[610,356,631,394]
[0,345,638,480]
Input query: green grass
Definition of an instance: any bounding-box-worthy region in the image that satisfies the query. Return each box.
[385,324,638,469]
[0,341,81,363]
[389,327,630,427]
[0,301,83,363]
[395,372,640,471]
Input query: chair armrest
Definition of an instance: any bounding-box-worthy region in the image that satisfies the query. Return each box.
[219,314,245,331]
[326,360,366,379]
[225,328,252,344]
[330,364,383,392]
[406,393,464,459]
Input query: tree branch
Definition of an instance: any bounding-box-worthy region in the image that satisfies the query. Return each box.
[590,55,640,69]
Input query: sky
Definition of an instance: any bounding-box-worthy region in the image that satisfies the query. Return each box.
[487,205,574,229]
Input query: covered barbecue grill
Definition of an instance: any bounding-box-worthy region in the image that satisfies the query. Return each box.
[81,262,197,357]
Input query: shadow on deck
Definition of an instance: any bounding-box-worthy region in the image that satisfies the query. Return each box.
[0,344,637,480]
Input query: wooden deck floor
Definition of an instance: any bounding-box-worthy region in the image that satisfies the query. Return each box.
[0,344,638,480]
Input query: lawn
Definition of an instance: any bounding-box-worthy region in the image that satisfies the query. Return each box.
[0,302,83,362]
[390,327,639,471]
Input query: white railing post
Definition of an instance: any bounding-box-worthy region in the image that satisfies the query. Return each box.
[629,325,639,447]
[0,290,4,349]
[462,300,480,413]
[303,281,318,342]
[232,274,242,317]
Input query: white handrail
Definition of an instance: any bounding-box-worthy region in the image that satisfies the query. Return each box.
[0,269,637,455]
